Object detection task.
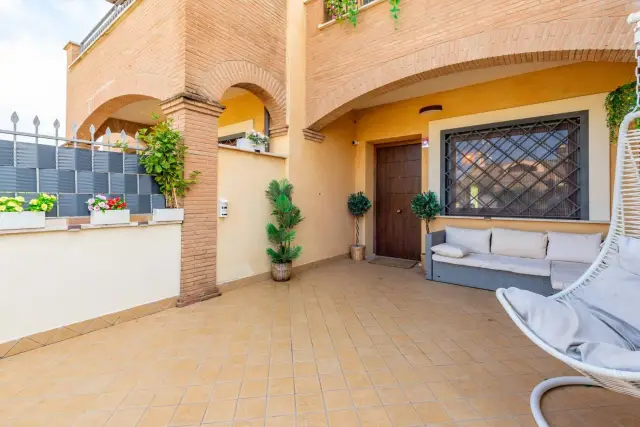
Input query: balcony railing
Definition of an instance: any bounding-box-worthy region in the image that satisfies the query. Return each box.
[323,0,379,23]
[80,0,136,53]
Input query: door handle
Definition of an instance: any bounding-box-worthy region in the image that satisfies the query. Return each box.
[396,209,403,214]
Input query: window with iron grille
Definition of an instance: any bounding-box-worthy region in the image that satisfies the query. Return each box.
[441,112,589,220]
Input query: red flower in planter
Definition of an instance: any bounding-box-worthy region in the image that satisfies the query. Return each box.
[107,197,127,210]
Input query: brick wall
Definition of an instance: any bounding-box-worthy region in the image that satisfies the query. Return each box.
[66,0,187,138]
[305,0,636,130]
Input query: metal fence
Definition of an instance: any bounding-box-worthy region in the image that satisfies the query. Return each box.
[80,0,137,53]
[0,113,165,217]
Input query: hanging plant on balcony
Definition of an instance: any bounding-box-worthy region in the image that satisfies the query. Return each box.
[605,81,640,143]
[389,0,400,25]
[326,0,359,26]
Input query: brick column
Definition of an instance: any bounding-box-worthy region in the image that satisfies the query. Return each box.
[160,94,225,307]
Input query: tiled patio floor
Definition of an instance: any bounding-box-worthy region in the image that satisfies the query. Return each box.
[1,259,638,427]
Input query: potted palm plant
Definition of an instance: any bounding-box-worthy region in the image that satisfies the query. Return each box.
[347,192,371,261]
[138,116,200,222]
[265,179,303,281]
[411,191,441,271]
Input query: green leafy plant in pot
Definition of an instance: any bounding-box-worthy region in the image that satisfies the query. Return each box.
[266,179,303,281]
[138,115,200,222]
[347,191,372,261]
[411,191,441,271]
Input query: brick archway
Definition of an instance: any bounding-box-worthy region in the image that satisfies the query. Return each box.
[74,74,170,139]
[201,61,288,136]
[307,17,635,131]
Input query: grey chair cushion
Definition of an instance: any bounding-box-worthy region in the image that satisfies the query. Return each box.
[504,266,640,371]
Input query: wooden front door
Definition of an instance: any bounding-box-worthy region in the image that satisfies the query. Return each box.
[375,143,422,260]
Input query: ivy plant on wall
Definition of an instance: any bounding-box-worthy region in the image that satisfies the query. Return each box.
[325,0,400,28]
[605,81,640,143]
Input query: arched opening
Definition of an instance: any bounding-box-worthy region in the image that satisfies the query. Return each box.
[218,87,271,151]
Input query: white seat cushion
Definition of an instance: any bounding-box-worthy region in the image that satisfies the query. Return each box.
[445,226,491,254]
[433,253,550,277]
[550,261,590,291]
[546,232,602,264]
[491,228,548,260]
[431,243,468,259]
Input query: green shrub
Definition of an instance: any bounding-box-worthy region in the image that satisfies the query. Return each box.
[411,191,440,233]
[347,192,371,246]
[265,179,303,264]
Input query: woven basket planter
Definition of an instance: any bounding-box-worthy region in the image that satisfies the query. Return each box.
[271,262,292,282]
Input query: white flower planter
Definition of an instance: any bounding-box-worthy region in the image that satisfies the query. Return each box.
[0,211,46,230]
[152,208,184,222]
[90,210,130,226]
[237,138,266,153]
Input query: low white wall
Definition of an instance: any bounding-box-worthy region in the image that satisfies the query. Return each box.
[0,224,181,343]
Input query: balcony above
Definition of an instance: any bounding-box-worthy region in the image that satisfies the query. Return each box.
[80,0,136,54]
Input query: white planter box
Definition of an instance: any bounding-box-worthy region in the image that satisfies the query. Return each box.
[152,208,184,222]
[0,211,46,230]
[90,210,131,226]
[237,138,266,153]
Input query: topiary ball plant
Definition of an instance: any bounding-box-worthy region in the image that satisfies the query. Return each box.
[347,192,372,247]
[411,191,440,233]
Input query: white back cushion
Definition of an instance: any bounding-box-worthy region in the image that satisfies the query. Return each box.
[619,236,640,276]
[445,226,491,254]
[546,232,602,263]
[491,228,548,259]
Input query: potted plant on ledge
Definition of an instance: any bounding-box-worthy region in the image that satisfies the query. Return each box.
[88,195,130,225]
[411,191,441,270]
[138,116,200,222]
[265,179,303,281]
[0,193,56,230]
[347,191,371,261]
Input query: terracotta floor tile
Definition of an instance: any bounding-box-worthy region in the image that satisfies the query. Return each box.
[357,406,392,427]
[203,400,237,423]
[89,392,128,411]
[350,388,382,408]
[385,404,422,427]
[266,395,295,417]
[413,401,452,424]
[71,411,113,427]
[319,374,347,391]
[441,399,482,421]
[327,409,359,426]
[181,385,212,404]
[211,382,242,401]
[152,387,186,407]
[323,390,353,411]
[120,389,155,408]
[265,414,296,427]
[235,397,266,420]
[368,371,397,387]
[239,380,268,399]
[295,376,321,394]
[104,407,145,427]
[169,403,207,426]
[137,406,177,427]
[296,412,328,427]
[296,393,325,414]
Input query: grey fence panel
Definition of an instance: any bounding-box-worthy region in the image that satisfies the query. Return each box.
[0,113,165,217]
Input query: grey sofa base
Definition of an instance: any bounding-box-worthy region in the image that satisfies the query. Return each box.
[431,261,554,296]
[425,230,555,296]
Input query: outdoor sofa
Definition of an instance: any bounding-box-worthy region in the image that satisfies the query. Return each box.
[425,226,603,296]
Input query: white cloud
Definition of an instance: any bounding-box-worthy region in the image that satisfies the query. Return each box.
[0,0,111,139]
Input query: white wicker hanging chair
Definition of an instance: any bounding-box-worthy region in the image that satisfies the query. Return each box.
[496,12,640,427]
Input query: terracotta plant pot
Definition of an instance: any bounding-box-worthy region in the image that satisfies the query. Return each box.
[271,261,292,282]
[350,245,365,261]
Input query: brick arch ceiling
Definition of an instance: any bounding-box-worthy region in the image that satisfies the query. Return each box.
[76,74,170,140]
[307,17,635,131]
[200,61,287,133]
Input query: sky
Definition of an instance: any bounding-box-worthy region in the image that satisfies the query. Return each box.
[0,0,111,137]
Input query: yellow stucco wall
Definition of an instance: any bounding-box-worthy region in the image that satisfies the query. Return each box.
[289,114,357,265]
[216,147,286,284]
[219,93,265,134]
[353,62,634,256]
